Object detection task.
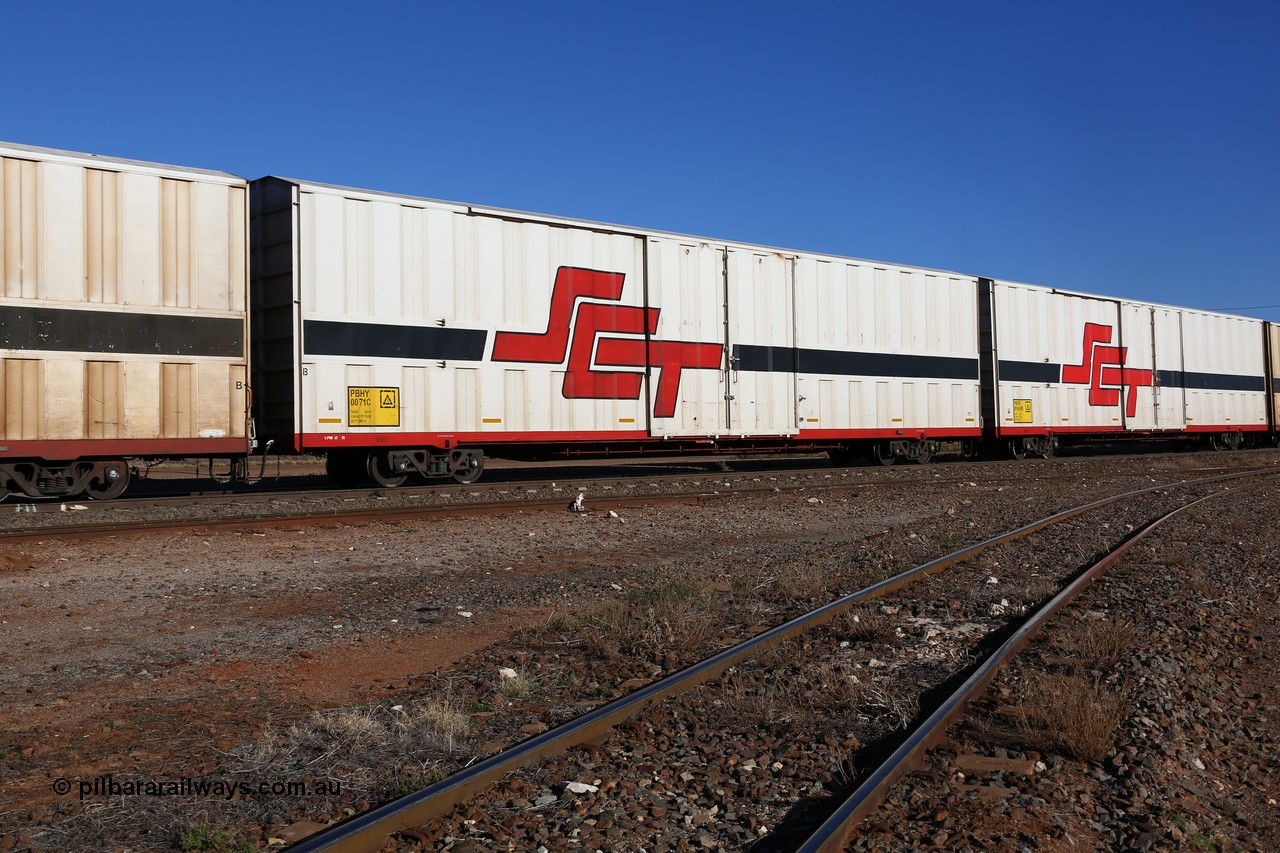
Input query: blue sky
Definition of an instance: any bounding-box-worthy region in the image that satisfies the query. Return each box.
[5,1,1277,319]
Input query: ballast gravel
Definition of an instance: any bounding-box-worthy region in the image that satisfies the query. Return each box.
[0,448,1276,851]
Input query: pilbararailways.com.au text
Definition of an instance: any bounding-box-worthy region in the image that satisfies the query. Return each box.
[52,774,341,801]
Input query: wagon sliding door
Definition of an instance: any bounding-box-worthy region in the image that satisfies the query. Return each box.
[1151,307,1186,430]
[644,239,728,437]
[725,249,796,437]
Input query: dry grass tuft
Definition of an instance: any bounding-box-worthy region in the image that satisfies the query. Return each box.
[1072,619,1139,671]
[1001,574,1061,608]
[769,562,832,602]
[229,696,470,798]
[495,668,540,700]
[1009,672,1125,763]
[835,607,896,643]
[577,580,721,660]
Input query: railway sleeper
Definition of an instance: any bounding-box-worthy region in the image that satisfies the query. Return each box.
[0,459,130,501]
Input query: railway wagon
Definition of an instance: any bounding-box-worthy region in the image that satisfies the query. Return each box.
[1269,323,1280,437]
[248,177,982,485]
[981,279,1270,456]
[0,142,251,499]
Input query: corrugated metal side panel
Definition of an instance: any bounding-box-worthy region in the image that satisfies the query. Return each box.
[85,360,123,439]
[993,283,1122,431]
[1270,324,1280,429]
[0,150,249,450]
[295,184,650,441]
[1178,311,1266,429]
[793,258,979,431]
[2,157,39,299]
[0,358,41,439]
[161,363,194,437]
[1,152,246,307]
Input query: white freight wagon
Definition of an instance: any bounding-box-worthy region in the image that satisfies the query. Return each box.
[249,177,983,484]
[983,279,1268,456]
[1269,323,1280,435]
[0,142,250,499]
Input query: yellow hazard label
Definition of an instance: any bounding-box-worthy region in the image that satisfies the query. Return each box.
[348,386,400,427]
[1013,398,1033,424]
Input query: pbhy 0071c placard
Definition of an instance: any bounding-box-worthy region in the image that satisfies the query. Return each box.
[348,386,400,427]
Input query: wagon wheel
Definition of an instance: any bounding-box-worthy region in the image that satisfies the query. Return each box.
[1037,442,1056,460]
[1209,433,1234,452]
[828,447,854,467]
[870,442,897,467]
[451,452,484,484]
[913,442,932,465]
[84,465,130,500]
[367,452,408,488]
[0,481,10,502]
[1007,439,1028,461]
[325,452,368,488]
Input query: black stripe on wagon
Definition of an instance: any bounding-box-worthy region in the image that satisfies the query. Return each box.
[735,344,979,380]
[0,306,242,357]
[1156,370,1266,392]
[304,320,488,361]
[998,360,1062,384]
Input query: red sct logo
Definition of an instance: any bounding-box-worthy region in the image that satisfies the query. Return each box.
[491,267,724,418]
[1061,323,1154,417]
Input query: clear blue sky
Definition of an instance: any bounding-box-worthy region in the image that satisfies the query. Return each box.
[6,1,1277,320]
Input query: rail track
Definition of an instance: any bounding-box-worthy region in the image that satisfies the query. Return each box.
[1,450,1268,543]
[284,466,1275,852]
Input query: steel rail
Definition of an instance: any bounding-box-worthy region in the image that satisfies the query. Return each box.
[3,459,1268,543]
[0,476,878,542]
[794,475,1274,853]
[286,467,1268,853]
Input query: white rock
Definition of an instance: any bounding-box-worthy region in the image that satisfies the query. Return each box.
[610,583,623,591]
[458,611,473,618]
[563,781,599,795]
[868,658,886,668]
[498,667,518,679]
[986,576,999,585]
[608,510,619,518]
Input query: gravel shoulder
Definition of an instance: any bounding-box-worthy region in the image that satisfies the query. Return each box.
[0,450,1276,851]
